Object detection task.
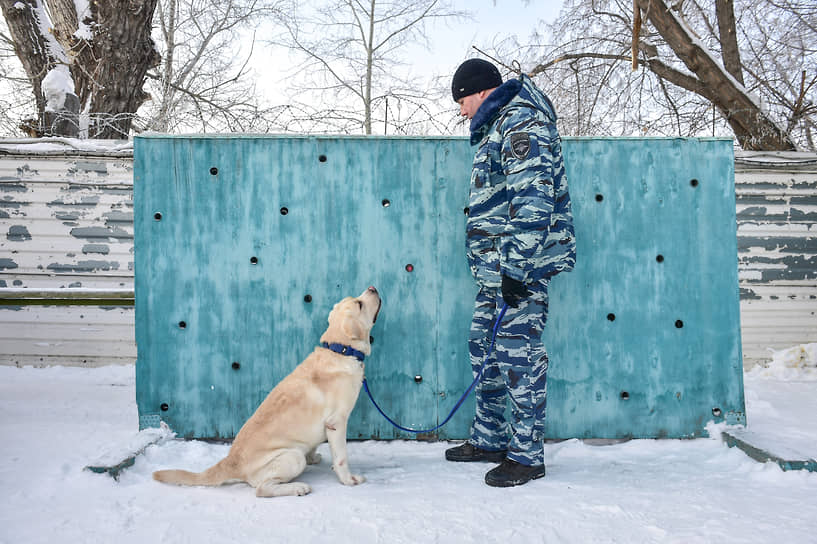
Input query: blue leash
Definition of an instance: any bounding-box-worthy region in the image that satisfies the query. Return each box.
[362,303,509,434]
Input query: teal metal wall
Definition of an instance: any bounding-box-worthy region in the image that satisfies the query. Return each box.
[134,135,744,440]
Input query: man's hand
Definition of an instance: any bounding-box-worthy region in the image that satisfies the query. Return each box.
[501,275,530,308]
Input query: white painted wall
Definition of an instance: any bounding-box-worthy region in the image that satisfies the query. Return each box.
[735,152,817,368]
[1,141,134,366]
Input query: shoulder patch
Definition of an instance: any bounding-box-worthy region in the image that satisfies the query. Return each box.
[510,132,531,160]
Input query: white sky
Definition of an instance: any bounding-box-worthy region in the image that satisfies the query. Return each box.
[254,0,564,105]
[410,0,564,76]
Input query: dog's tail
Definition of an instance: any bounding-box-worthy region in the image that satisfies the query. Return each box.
[153,458,236,487]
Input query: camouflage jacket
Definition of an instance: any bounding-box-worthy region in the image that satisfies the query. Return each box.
[466,74,576,288]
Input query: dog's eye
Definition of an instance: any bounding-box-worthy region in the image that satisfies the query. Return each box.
[357,300,363,309]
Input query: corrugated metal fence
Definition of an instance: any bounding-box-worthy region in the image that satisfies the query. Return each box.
[1,142,815,368]
[735,151,817,366]
[0,141,135,366]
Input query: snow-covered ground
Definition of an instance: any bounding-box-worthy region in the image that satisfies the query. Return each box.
[1,347,815,544]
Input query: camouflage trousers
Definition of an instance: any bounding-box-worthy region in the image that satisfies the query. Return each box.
[468,280,550,466]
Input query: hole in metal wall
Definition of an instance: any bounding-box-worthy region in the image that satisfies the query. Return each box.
[210,167,218,176]
[712,407,722,417]
[675,320,684,329]
[607,313,616,322]
[414,375,423,384]
[304,294,312,303]
[318,155,327,163]
[232,362,241,370]
[250,256,258,265]
[280,207,289,215]
[154,212,162,221]
[178,321,186,329]
[656,254,664,263]
[405,264,414,272]
[690,179,699,187]
[620,391,630,400]
[595,194,604,202]
[382,199,391,207]
[160,403,169,411]
[463,207,470,215]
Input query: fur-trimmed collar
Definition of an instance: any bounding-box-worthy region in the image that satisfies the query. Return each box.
[469,77,522,145]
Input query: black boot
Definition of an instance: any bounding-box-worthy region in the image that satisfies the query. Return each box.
[484,458,546,487]
[445,442,507,463]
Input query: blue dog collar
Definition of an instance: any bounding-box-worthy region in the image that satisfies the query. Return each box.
[320,342,366,362]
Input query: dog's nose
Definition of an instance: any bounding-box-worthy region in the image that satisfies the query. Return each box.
[368,286,378,294]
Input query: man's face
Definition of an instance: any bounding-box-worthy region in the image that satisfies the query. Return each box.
[457,90,490,120]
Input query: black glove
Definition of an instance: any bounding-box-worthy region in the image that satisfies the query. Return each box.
[501,275,530,308]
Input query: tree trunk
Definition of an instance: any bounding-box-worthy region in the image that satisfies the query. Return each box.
[1,0,159,139]
[636,0,796,150]
[154,0,177,132]
[363,0,376,135]
[48,0,96,113]
[0,0,58,116]
[88,1,160,138]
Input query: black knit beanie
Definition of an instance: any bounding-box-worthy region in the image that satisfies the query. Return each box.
[451,59,503,102]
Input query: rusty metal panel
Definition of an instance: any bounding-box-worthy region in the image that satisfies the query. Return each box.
[0,142,136,366]
[736,152,817,367]
[134,135,474,440]
[135,135,745,441]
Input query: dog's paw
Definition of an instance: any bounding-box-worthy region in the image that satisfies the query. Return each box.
[289,482,313,496]
[256,481,312,498]
[343,474,365,486]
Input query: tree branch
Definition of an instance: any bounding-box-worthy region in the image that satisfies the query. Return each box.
[715,0,744,85]
[635,0,795,150]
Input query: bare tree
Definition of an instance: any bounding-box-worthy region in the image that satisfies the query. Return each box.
[272,0,467,135]
[0,0,287,137]
[0,0,160,138]
[506,0,815,151]
[137,0,284,133]
[0,19,34,136]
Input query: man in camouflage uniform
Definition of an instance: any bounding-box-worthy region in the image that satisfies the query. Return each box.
[444,59,576,487]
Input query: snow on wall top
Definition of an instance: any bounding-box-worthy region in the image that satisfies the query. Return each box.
[0,138,133,157]
[735,151,817,170]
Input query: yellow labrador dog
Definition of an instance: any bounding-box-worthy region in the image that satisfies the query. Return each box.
[153,286,381,497]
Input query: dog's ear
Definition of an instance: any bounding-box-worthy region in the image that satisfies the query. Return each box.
[327,299,346,324]
[341,313,366,341]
